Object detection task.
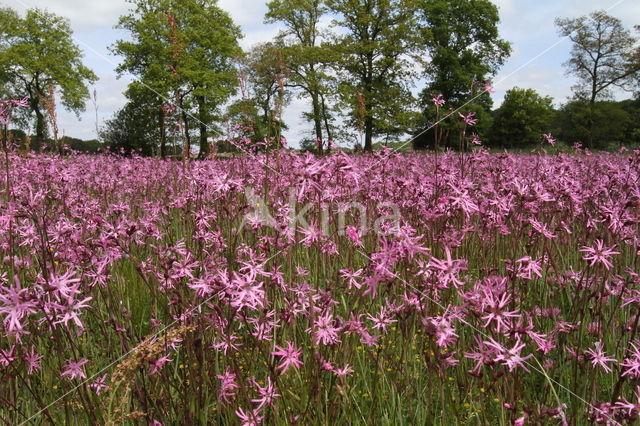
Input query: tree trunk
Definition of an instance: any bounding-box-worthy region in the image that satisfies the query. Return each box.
[364,115,373,152]
[320,93,333,143]
[180,105,191,159]
[588,62,598,148]
[311,93,323,154]
[197,96,209,159]
[31,99,46,148]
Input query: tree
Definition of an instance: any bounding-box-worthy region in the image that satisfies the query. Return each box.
[556,11,640,148]
[556,11,640,106]
[100,86,159,156]
[0,7,97,144]
[490,88,555,149]
[417,0,511,106]
[556,100,630,150]
[265,0,335,152]
[114,0,242,158]
[227,43,291,145]
[327,0,420,151]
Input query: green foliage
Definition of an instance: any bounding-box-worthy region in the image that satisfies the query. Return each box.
[327,0,421,151]
[113,0,242,157]
[0,7,97,143]
[491,88,556,149]
[413,97,492,150]
[556,100,631,150]
[417,0,511,105]
[265,0,336,149]
[100,88,160,156]
[225,43,291,145]
[617,98,640,147]
[62,136,103,153]
[299,137,320,153]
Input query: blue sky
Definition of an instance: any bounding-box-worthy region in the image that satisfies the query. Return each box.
[2,0,639,145]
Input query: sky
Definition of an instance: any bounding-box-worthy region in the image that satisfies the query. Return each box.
[2,0,640,146]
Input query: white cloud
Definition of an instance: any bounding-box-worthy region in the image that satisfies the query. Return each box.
[4,0,129,31]
[218,0,269,28]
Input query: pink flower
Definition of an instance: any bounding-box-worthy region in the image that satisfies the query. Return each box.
[149,354,173,375]
[53,296,93,328]
[308,312,341,346]
[345,225,364,248]
[431,94,445,107]
[235,407,264,426]
[24,346,43,375]
[514,256,543,280]
[0,286,37,332]
[584,341,616,373]
[470,133,482,146]
[332,364,353,377]
[271,341,303,374]
[216,366,239,403]
[47,270,81,299]
[11,96,29,108]
[484,338,532,372]
[367,306,398,333]
[89,374,109,395]
[621,343,640,379]
[0,345,16,367]
[429,247,467,288]
[61,359,88,380]
[458,112,477,126]
[480,290,520,333]
[480,80,495,94]
[542,133,556,145]
[250,376,280,409]
[579,239,620,270]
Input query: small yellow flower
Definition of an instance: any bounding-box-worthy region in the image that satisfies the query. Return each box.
[463,403,471,408]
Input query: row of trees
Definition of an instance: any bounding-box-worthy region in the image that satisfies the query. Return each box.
[478,89,640,150]
[104,0,511,155]
[1,2,639,154]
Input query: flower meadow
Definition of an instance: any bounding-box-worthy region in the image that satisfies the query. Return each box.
[1,149,640,425]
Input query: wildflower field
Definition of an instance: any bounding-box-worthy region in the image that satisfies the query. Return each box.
[1,149,640,425]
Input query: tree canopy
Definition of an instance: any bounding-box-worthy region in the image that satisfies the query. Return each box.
[0,7,97,144]
[491,88,555,149]
[113,0,242,157]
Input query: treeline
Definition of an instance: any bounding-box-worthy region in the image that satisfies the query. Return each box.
[1,2,639,155]
[412,90,640,151]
